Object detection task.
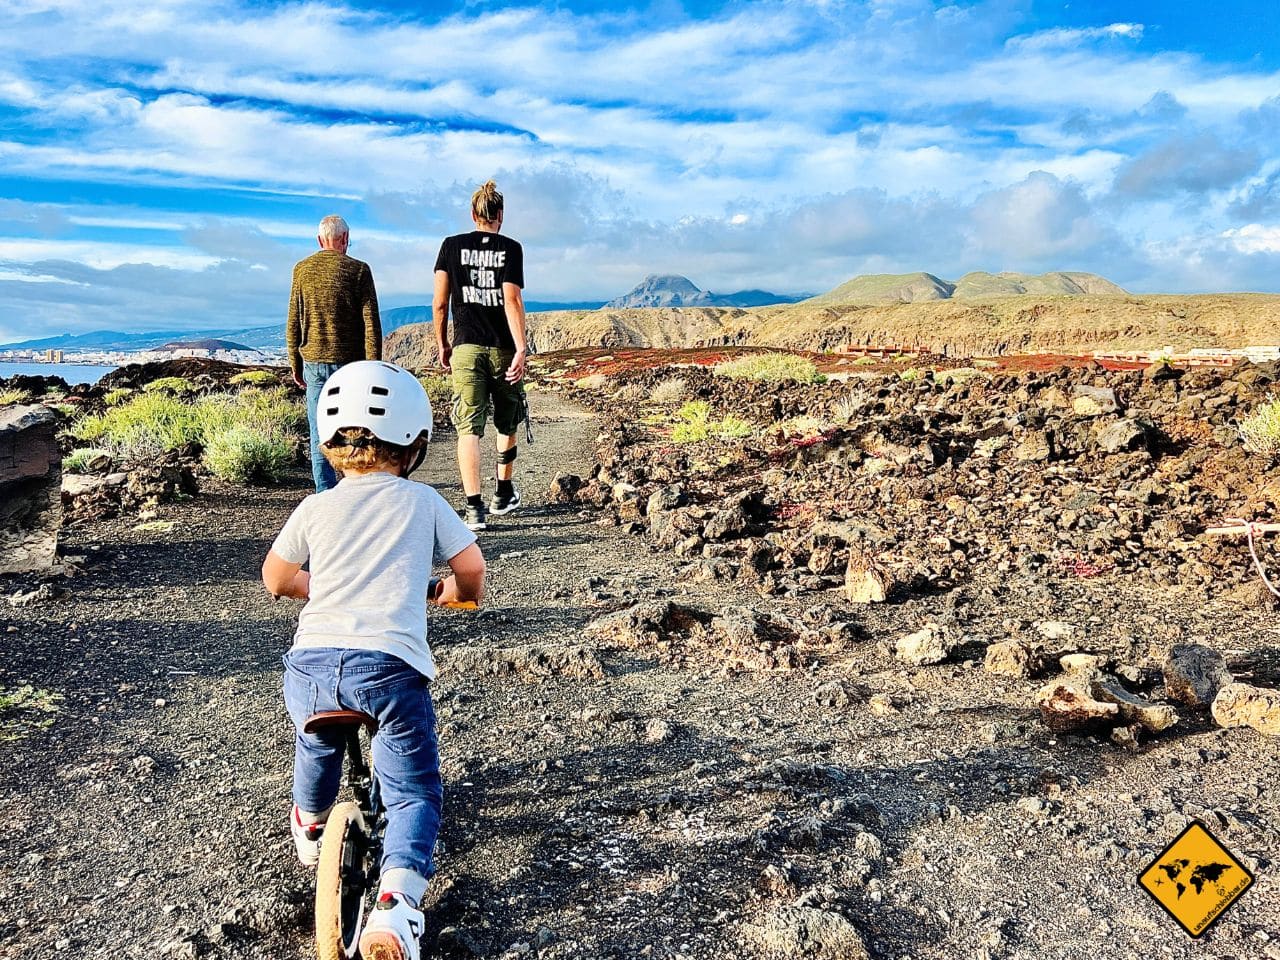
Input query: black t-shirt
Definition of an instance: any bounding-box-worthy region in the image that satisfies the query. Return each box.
[433,231,525,350]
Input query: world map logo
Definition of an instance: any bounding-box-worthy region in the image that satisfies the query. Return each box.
[1138,821,1254,937]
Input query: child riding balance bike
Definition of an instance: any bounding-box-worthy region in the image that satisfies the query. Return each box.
[262,360,485,960]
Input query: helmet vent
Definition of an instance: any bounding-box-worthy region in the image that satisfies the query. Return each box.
[325,407,339,416]
[368,407,386,416]
[326,386,340,396]
[370,385,389,397]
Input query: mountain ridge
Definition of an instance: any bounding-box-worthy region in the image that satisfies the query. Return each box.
[606,274,807,309]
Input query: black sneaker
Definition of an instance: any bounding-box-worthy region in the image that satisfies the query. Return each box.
[489,486,521,515]
[464,503,487,531]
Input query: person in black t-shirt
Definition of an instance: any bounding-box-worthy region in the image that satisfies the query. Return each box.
[432,180,529,531]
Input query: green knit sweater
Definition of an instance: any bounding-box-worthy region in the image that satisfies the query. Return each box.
[286,250,382,376]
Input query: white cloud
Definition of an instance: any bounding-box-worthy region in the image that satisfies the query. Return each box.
[1008,23,1144,51]
[1223,224,1280,254]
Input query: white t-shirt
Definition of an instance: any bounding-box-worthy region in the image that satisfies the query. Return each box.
[270,472,477,680]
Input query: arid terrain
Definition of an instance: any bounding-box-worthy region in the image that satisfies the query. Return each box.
[0,351,1278,960]
[386,293,1280,363]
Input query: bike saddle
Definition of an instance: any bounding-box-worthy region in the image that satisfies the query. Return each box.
[303,710,379,734]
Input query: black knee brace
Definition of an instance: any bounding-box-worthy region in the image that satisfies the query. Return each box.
[497,446,517,465]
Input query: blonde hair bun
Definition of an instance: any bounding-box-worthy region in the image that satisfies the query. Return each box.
[471,179,504,223]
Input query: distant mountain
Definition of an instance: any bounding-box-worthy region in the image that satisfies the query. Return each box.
[809,270,1126,305]
[158,338,252,352]
[606,274,807,309]
[2,326,279,352]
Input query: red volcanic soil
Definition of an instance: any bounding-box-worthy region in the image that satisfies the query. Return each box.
[532,346,1151,380]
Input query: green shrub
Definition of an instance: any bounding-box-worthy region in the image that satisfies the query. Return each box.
[1240,399,1280,455]
[416,374,453,416]
[713,352,823,383]
[852,356,878,366]
[63,448,113,474]
[70,388,304,469]
[104,388,133,406]
[650,377,687,404]
[0,389,31,406]
[933,367,987,385]
[142,376,196,396]
[898,368,922,382]
[48,403,77,419]
[204,426,294,483]
[671,400,753,443]
[230,370,281,387]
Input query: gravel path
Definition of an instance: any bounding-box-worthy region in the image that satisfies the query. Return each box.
[1,391,1277,960]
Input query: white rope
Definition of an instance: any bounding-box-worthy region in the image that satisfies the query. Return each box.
[1227,517,1280,599]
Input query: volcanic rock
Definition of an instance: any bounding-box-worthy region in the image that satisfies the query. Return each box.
[1211,682,1280,736]
[843,549,893,603]
[895,620,956,666]
[1089,678,1178,733]
[746,906,871,960]
[1036,680,1120,735]
[1163,644,1233,708]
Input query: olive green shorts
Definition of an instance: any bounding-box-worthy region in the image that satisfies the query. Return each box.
[450,344,526,437]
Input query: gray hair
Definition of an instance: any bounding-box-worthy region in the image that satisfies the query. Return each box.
[318,215,349,241]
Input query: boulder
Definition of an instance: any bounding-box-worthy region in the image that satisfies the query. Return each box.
[0,405,61,574]
[1163,643,1232,708]
[1211,682,1280,736]
[1036,680,1120,734]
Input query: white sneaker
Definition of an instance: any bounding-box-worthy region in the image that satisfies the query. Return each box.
[290,806,325,867]
[359,893,424,960]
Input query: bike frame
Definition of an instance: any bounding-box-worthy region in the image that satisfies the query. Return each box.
[344,727,385,885]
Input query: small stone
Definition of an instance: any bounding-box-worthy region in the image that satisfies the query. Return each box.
[756,864,799,899]
[154,698,168,708]
[644,718,675,743]
[1013,430,1053,462]
[868,693,897,716]
[984,639,1036,678]
[747,906,871,960]
[1036,621,1077,642]
[843,549,892,604]
[813,680,857,710]
[548,473,582,502]
[1093,418,1149,454]
[895,621,955,666]
[1211,682,1280,736]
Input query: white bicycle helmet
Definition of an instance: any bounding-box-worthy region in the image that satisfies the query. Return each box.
[315,360,433,448]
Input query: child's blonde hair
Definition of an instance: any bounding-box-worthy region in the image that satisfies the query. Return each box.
[471,179,503,223]
[321,427,414,474]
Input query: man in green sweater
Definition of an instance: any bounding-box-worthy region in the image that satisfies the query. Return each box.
[287,215,382,491]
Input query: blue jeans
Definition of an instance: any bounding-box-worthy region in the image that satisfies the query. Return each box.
[282,648,442,903]
[304,361,341,492]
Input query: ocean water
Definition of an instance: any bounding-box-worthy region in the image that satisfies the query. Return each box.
[0,361,119,385]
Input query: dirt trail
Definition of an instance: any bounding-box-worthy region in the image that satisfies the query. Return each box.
[1,392,1277,960]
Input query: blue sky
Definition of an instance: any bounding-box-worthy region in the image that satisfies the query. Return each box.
[2,0,1279,343]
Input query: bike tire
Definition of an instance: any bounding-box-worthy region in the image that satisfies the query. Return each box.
[315,801,369,960]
